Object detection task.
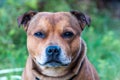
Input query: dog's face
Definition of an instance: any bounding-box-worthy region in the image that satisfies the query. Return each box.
[18,11,90,68]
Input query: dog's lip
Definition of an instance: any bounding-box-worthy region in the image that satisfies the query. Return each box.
[39,60,69,67]
[46,60,61,64]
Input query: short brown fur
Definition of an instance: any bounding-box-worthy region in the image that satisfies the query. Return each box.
[18,11,99,80]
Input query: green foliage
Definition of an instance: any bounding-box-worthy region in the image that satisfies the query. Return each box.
[82,27,120,80]
[42,0,70,12]
[0,0,120,80]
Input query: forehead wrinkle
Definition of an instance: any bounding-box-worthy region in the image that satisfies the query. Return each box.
[27,12,80,34]
[54,13,72,26]
[53,12,80,34]
[28,13,55,33]
[53,12,70,24]
[38,13,55,28]
[30,12,54,26]
[29,12,71,31]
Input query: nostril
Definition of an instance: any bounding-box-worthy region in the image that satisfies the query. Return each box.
[48,49,52,53]
[54,49,59,53]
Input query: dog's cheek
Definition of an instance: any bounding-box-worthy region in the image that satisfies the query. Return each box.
[58,39,71,57]
[70,37,80,59]
[27,36,40,58]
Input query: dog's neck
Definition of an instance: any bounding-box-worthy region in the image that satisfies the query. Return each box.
[31,39,86,80]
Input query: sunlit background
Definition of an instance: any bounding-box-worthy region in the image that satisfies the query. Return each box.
[0,0,120,80]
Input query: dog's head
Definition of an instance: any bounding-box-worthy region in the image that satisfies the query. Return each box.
[17,10,90,68]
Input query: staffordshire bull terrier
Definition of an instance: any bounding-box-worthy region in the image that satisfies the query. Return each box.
[17,10,100,80]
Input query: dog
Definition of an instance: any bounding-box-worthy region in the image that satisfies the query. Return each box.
[17,10,100,80]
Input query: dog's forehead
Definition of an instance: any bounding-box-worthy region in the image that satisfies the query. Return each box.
[28,12,80,33]
[31,12,73,23]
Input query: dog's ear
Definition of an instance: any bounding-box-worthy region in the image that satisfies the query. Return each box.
[70,10,91,30]
[17,10,37,31]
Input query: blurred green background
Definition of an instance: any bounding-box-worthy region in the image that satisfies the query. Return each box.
[0,0,120,80]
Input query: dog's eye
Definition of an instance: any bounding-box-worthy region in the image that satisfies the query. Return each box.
[34,32,45,38]
[62,31,74,38]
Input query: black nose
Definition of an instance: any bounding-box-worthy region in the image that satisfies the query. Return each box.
[46,46,61,56]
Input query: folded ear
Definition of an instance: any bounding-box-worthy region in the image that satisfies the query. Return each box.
[17,10,37,31]
[70,10,91,30]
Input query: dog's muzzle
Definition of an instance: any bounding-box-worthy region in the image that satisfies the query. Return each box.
[37,45,71,67]
[44,45,63,67]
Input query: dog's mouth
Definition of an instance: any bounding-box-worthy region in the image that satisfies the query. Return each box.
[39,60,69,67]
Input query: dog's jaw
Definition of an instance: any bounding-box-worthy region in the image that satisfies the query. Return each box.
[34,51,71,77]
[39,65,69,77]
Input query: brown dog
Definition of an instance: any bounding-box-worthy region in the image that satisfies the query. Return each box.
[17,10,100,80]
